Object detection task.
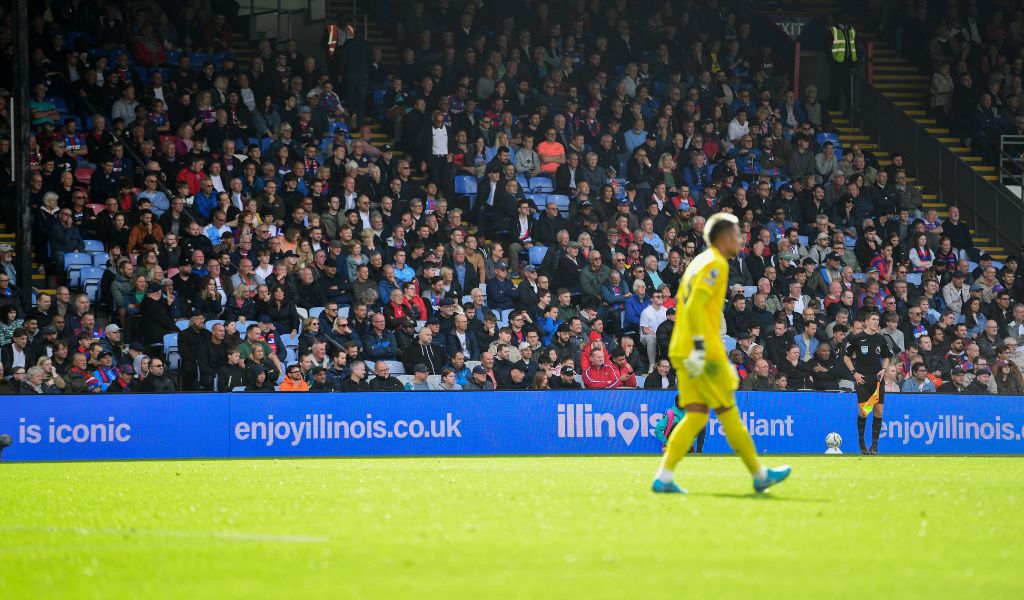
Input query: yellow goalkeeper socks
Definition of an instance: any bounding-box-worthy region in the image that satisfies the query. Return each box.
[658,411,710,477]
[717,406,764,476]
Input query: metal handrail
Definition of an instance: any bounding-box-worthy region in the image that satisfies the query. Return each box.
[852,72,1024,255]
[999,135,1024,188]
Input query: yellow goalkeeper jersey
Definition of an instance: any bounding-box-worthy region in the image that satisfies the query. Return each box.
[668,246,730,369]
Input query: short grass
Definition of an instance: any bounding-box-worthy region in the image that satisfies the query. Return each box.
[1,456,1022,599]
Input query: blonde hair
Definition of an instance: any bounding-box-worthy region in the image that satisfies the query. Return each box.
[704,213,739,247]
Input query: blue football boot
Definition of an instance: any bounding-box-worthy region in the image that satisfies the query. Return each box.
[753,465,792,493]
[651,480,687,494]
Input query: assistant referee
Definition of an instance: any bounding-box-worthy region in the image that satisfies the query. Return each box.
[843,310,892,455]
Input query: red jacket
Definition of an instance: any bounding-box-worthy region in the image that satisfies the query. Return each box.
[613,363,636,388]
[176,167,205,196]
[583,364,619,389]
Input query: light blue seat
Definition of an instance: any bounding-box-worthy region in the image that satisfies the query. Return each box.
[455,175,478,196]
[531,178,554,193]
[547,194,571,215]
[63,253,92,288]
[529,246,548,265]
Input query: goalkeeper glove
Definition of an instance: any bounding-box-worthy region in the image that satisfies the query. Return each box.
[683,338,707,378]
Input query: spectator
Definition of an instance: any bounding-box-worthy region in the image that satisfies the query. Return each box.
[368,361,405,391]
[901,362,937,393]
[405,364,433,391]
[139,357,176,392]
[741,359,779,391]
[338,361,369,392]
[582,347,619,389]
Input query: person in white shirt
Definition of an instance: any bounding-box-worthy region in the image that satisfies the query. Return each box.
[639,289,669,368]
[727,108,751,145]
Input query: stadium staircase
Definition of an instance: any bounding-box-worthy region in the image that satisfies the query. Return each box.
[797,1,1008,260]
[772,1,1010,261]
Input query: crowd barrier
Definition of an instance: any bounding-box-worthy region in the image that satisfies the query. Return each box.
[3,391,1024,462]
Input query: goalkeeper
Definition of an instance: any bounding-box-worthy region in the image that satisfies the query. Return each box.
[652,213,791,494]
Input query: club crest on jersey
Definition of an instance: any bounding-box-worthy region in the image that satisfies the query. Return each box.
[704,268,719,286]
[860,345,869,355]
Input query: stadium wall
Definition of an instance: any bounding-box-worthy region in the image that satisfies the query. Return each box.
[3,392,1024,461]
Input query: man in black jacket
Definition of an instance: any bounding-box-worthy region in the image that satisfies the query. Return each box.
[139,357,177,392]
[309,367,339,392]
[139,282,177,355]
[533,201,570,247]
[178,310,211,391]
[338,361,370,391]
[402,328,448,374]
[1,328,38,375]
[555,152,584,195]
[202,323,231,390]
[368,361,405,391]
[549,367,582,389]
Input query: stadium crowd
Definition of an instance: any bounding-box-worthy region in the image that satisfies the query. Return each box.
[3,0,1024,396]
[894,0,1024,161]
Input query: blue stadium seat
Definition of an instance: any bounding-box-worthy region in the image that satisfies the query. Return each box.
[175,320,189,330]
[547,194,571,215]
[526,193,547,208]
[63,253,92,287]
[531,178,554,193]
[204,320,225,331]
[905,273,923,286]
[816,132,841,150]
[188,52,209,67]
[280,333,300,349]
[46,97,68,113]
[529,246,548,265]
[516,174,530,191]
[83,239,105,253]
[455,175,478,196]
[164,333,180,370]
[92,252,109,267]
[992,260,1004,270]
[796,235,809,247]
[309,306,325,319]
[742,285,757,298]
[723,336,737,352]
[79,267,104,302]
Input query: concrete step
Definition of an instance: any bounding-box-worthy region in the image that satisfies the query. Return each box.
[873,65,919,72]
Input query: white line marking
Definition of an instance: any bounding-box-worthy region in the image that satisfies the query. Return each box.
[0,526,327,544]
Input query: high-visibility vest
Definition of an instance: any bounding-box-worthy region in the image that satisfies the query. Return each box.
[830,26,858,63]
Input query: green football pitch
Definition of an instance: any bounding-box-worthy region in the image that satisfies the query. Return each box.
[1,456,1022,599]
